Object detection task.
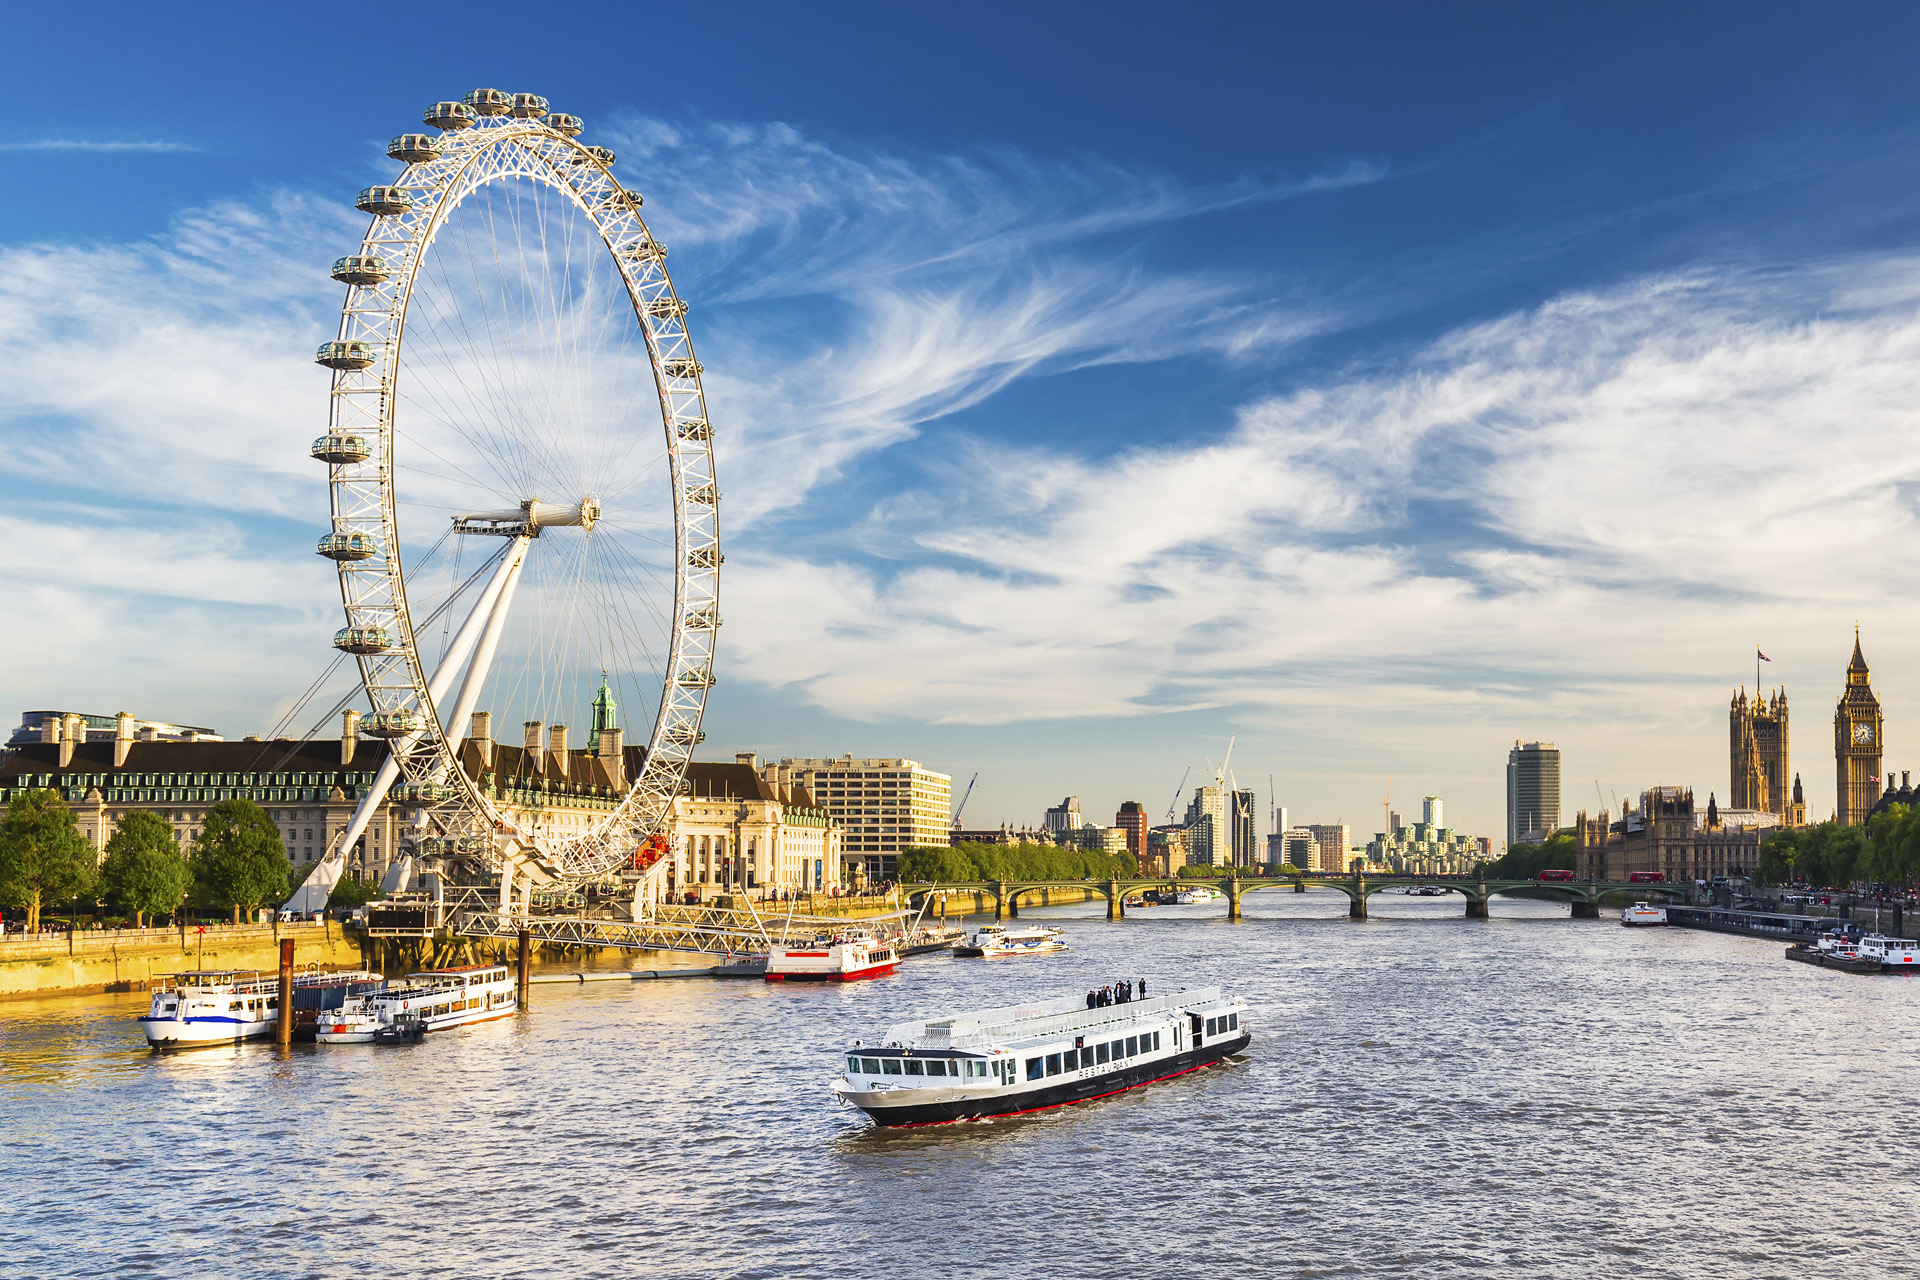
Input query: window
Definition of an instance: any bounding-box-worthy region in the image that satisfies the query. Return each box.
[1045,1053,1062,1076]
[1108,1040,1121,1059]
[1096,1043,1110,1064]
[1063,1049,1079,1070]
[1026,1057,1044,1081]
[847,1057,861,1075]
[1206,1017,1216,1036]
[882,1059,902,1075]
[904,1059,924,1076]
[1152,1031,1161,1050]
[1228,1013,1239,1031]
[1126,1036,1138,1056]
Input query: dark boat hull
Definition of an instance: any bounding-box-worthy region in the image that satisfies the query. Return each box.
[852,1031,1251,1127]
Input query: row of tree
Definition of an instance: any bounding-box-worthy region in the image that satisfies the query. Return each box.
[898,842,1138,883]
[0,790,298,930]
[1756,817,1903,888]
[1475,831,1578,880]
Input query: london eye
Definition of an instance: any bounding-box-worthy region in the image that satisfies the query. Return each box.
[303,88,718,904]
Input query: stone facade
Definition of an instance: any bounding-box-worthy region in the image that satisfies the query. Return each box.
[1834,632,1884,826]
[1576,786,1761,881]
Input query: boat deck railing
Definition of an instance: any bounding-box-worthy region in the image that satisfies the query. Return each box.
[891,986,1224,1050]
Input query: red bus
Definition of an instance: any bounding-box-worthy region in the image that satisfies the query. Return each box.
[1537,869,1576,882]
[1627,871,1666,884]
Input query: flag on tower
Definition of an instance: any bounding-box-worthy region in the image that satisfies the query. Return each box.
[1757,647,1771,662]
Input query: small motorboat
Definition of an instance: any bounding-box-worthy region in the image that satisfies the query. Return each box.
[1855,934,1920,970]
[372,1014,426,1044]
[1123,894,1148,909]
[1619,902,1667,926]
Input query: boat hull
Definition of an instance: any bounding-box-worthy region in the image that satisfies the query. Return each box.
[139,1015,276,1047]
[766,961,899,983]
[846,1031,1251,1127]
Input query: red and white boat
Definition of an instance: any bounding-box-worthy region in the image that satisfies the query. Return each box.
[765,937,899,983]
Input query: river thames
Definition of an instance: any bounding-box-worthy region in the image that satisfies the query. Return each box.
[2,891,1915,1278]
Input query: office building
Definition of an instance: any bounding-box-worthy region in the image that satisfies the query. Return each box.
[1304,823,1351,872]
[1230,789,1257,866]
[767,756,952,881]
[1183,785,1226,866]
[1506,741,1561,847]
[1115,801,1148,859]
[1044,796,1082,835]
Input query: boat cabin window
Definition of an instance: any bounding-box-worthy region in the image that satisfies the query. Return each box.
[848,1057,861,1074]
[1153,1031,1161,1050]
[1125,1035,1137,1056]
[882,1059,902,1075]
[1206,1017,1217,1036]
[1096,1043,1110,1064]
[904,1060,924,1076]
[1064,1048,1079,1070]
[1228,1013,1239,1030]
[1026,1057,1043,1081]
[862,1058,880,1074]
[930,1060,952,1077]
[1045,1053,1062,1076]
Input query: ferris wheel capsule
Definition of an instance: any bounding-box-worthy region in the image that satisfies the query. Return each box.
[361,710,422,738]
[331,256,392,285]
[509,93,549,118]
[316,532,382,562]
[424,101,477,131]
[662,358,703,379]
[545,113,584,137]
[333,625,397,655]
[599,188,643,211]
[356,186,414,215]
[311,434,374,464]
[388,134,443,164]
[646,297,687,319]
[573,146,616,166]
[463,88,511,116]
[315,341,378,370]
[674,417,711,440]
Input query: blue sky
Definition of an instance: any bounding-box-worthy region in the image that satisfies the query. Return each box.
[7,2,1920,841]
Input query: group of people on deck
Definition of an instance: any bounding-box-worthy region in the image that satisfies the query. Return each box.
[1085,978,1145,1008]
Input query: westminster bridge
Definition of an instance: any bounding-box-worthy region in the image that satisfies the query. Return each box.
[904,873,1693,922]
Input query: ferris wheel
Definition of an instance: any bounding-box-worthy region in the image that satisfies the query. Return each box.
[308,88,717,890]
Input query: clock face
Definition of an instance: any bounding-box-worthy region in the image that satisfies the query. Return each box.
[1853,722,1875,745]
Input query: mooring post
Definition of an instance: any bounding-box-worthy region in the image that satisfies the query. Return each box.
[1293,876,1306,894]
[276,937,294,1050]
[516,928,531,1011]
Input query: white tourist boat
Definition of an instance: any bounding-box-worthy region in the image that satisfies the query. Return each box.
[313,964,517,1043]
[1855,934,1920,970]
[1620,902,1668,926]
[954,924,1068,958]
[764,937,900,983]
[832,984,1251,1126]
[140,968,384,1047]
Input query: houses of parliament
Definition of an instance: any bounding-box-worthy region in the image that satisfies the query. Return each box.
[1732,629,1889,829]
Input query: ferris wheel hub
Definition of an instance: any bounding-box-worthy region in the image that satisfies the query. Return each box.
[451,497,600,536]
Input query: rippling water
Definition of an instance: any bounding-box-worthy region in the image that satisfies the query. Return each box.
[3,890,1916,1279]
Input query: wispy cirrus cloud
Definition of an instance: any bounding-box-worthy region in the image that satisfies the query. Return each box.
[0,138,201,153]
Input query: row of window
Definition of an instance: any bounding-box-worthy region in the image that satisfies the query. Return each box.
[1027,1030,1163,1081]
[1204,1013,1240,1037]
[23,772,371,789]
[849,1055,983,1079]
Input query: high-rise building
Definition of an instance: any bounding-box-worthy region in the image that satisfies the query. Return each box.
[1834,630,1884,826]
[1230,789,1257,866]
[1043,796,1082,835]
[1115,801,1147,859]
[1268,827,1316,868]
[1183,786,1226,865]
[1305,823,1351,872]
[1506,741,1561,848]
[1421,796,1442,827]
[1368,797,1478,874]
[767,757,952,881]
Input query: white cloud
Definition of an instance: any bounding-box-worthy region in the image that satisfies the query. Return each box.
[0,138,200,153]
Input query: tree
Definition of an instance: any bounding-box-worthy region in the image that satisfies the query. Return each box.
[327,875,385,910]
[98,809,192,927]
[1478,830,1577,879]
[190,798,291,923]
[0,789,97,932]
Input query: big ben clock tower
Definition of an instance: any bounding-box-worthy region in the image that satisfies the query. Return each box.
[1834,628,1884,826]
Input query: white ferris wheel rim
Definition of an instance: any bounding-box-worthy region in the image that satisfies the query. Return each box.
[318,91,718,883]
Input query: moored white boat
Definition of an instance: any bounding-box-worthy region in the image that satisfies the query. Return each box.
[1855,934,1920,970]
[954,924,1068,957]
[1619,902,1667,926]
[140,968,385,1047]
[313,964,516,1043]
[831,984,1251,1126]
[764,937,900,982]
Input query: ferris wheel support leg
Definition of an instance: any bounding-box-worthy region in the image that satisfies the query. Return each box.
[439,535,532,754]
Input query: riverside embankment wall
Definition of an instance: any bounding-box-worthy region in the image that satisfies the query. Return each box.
[0,922,371,1001]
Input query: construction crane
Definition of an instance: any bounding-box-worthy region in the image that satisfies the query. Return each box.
[1164,766,1192,824]
[1382,773,1394,840]
[950,772,979,830]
